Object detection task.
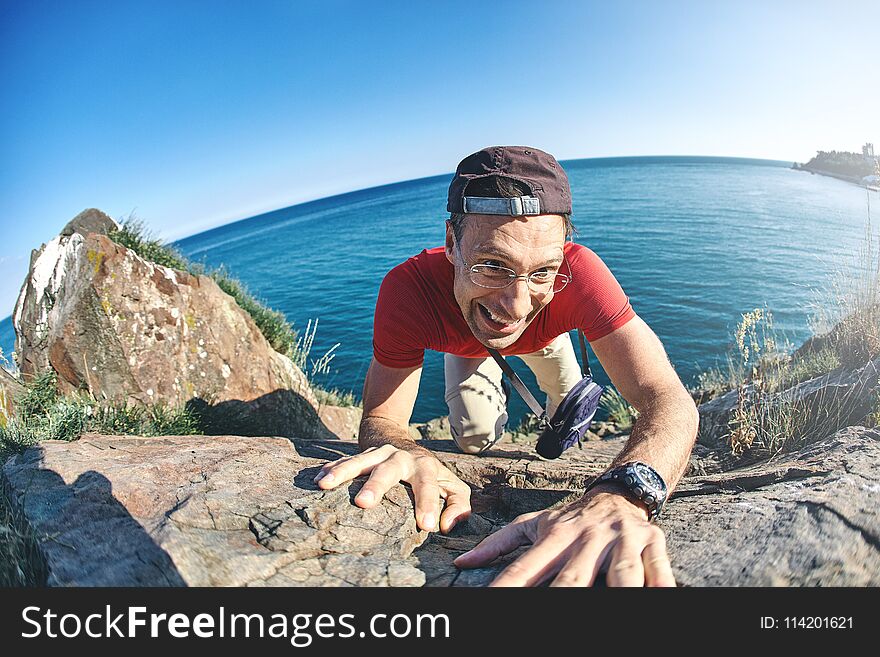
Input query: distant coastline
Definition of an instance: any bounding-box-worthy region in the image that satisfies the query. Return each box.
[793,143,880,191]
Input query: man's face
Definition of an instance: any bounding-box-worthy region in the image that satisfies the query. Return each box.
[445,213,566,350]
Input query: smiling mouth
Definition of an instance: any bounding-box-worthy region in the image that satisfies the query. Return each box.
[477,303,526,332]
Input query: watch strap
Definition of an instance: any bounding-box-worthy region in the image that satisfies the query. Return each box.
[587,462,667,521]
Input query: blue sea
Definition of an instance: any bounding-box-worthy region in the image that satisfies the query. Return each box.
[2,156,875,423]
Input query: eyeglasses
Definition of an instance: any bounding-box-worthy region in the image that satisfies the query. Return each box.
[458,249,572,293]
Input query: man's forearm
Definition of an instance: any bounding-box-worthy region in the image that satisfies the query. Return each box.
[358,415,433,456]
[605,389,699,493]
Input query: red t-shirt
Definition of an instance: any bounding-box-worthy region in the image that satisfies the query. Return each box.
[372,242,635,368]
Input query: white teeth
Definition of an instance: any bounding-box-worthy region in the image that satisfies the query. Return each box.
[484,306,524,326]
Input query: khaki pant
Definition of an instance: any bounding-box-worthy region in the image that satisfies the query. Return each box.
[444,332,583,454]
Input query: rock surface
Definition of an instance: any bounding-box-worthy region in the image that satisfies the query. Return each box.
[300,428,880,586]
[317,404,362,441]
[59,207,118,239]
[12,215,330,439]
[662,425,880,586]
[3,425,879,586]
[2,433,428,586]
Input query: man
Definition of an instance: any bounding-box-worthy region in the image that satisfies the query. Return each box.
[314,146,699,587]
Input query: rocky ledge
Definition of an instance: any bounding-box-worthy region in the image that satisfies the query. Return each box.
[3,425,878,586]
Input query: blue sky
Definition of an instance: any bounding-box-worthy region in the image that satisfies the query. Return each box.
[1,0,878,317]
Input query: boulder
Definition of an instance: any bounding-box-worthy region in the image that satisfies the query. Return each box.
[59,207,118,238]
[1,433,428,586]
[296,427,880,586]
[317,404,362,441]
[13,220,330,439]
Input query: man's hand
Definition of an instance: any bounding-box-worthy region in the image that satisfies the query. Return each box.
[313,443,472,533]
[453,486,676,587]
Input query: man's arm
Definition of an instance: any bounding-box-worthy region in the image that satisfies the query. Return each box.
[591,314,699,495]
[455,315,698,586]
[357,356,425,451]
[313,357,472,533]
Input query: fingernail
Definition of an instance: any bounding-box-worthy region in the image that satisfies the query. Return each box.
[453,550,471,564]
[357,490,374,505]
[422,513,436,531]
[315,472,334,486]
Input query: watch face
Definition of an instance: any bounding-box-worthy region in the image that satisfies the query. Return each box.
[633,463,664,491]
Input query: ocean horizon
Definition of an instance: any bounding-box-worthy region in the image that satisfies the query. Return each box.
[2,155,875,423]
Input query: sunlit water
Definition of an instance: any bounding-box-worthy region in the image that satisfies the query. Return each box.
[2,157,874,423]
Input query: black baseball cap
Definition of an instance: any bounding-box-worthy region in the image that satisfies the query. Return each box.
[447,146,572,216]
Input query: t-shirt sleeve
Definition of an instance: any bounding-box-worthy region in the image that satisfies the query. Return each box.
[570,246,636,342]
[372,264,429,368]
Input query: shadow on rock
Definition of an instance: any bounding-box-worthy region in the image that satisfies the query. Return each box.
[5,447,185,586]
[292,464,325,491]
[187,388,339,440]
[419,438,535,460]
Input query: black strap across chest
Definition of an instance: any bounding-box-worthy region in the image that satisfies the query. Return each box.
[486,330,593,420]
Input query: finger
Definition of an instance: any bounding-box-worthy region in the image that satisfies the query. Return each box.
[604,537,645,587]
[354,458,407,508]
[438,484,472,534]
[453,513,539,569]
[314,445,395,489]
[488,534,571,587]
[549,539,613,588]
[642,527,676,587]
[410,473,441,531]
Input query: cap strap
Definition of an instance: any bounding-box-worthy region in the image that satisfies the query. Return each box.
[462,195,541,216]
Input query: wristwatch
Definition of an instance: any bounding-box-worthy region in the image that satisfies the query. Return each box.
[586,462,668,521]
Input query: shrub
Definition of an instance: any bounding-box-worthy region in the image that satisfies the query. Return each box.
[0,493,47,586]
[722,304,872,458]
[0,370,204,456]
[599,386,638,431]
[107,216,189,271]
[209,266,298,356]
[313,387,360,408]
[508,412,543,443]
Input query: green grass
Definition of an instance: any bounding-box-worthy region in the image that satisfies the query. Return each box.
[0,370,205,456]
[709,306,873,458]
[107,217,190,271]
[599,386,638,431]
[0,492,47,586]
[209,266,298,356]
[507,412,543,443]
[868,384,880,428]
[313,386,360,408]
